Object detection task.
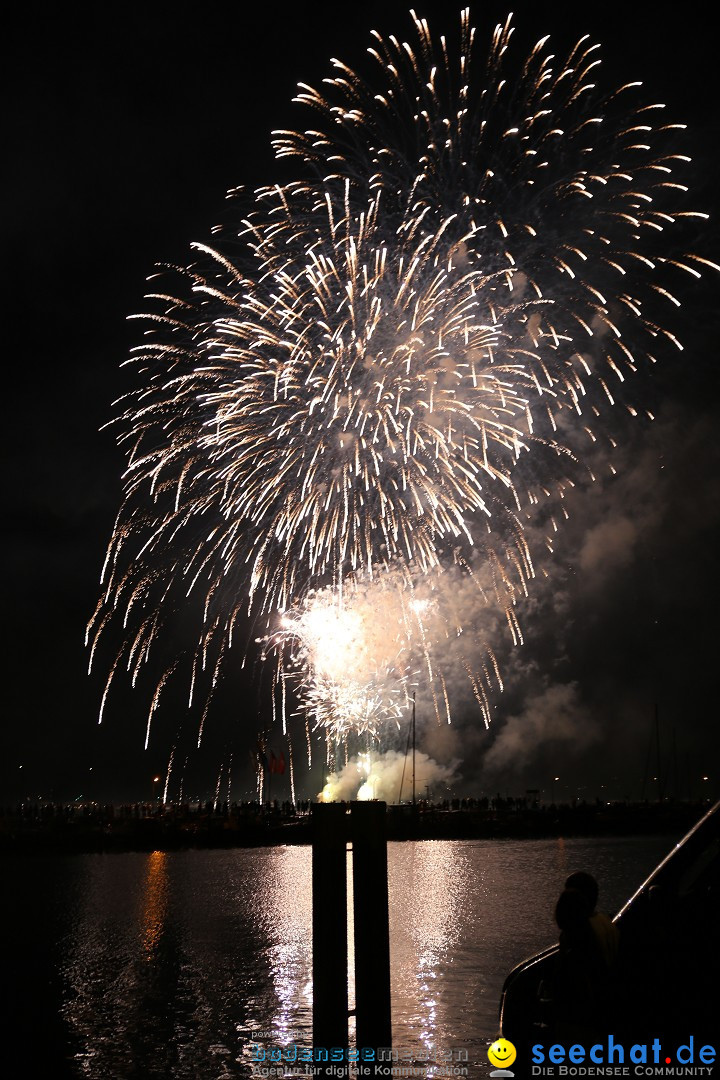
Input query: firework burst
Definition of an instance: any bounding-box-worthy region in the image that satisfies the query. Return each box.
[89,9,714,752]
[263,554,517,743]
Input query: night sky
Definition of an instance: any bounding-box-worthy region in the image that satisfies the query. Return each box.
[3,2,719,805]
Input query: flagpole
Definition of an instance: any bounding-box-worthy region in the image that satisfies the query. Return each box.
[412,692,416,808]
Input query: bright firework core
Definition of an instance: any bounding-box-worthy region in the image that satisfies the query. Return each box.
[271,581,415,742]
[281,605,364,687]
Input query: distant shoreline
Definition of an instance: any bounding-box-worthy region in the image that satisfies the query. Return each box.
[0,799,708,855]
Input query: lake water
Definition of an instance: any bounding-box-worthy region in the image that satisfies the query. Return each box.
[2,834,677,1078]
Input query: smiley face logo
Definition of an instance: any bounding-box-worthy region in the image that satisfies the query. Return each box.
[488,1038,517,1069]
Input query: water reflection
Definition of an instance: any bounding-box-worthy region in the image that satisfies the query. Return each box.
[389,842,470,1069]
[236,845,313,1058]
[63,851,186,1077]
[142,851,169,956]
[42,835,675,1078]
[554,836,568,873]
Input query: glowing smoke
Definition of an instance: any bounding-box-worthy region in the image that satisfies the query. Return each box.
[266,555,527,742]
[320,750,458,803]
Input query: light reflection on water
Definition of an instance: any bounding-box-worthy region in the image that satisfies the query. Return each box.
[142,851,169,955]
[388,842,470,1073]
[6,834,676,1077]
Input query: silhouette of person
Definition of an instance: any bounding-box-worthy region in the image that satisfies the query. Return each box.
[565,870,619,970]
[551,875,618,1037]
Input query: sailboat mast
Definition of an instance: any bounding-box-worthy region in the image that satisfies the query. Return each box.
[412,692,416,808]
[655,703,663,803]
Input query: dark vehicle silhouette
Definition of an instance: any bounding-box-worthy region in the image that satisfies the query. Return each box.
[499,802,720,1049]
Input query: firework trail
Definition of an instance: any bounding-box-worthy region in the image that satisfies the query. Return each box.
[89,10,714,752]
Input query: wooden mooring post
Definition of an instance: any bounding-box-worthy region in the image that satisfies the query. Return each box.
[312,801,392,1076]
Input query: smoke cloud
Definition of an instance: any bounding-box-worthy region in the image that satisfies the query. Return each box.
[482,682,600,774]
[320,749,458,803]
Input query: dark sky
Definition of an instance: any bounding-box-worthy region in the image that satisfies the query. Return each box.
[3,2,719,805]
